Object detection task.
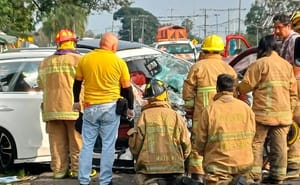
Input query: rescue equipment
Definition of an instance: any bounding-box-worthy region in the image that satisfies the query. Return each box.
[287,121,300,146]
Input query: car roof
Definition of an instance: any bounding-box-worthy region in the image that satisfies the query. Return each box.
[228,47,257,67]
[76,39,145,50]
[0,40,162,63]
[0,49,56,60]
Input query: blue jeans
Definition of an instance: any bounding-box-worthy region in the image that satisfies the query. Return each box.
[78,102,120,185]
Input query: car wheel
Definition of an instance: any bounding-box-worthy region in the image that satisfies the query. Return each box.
[0,127,16,170]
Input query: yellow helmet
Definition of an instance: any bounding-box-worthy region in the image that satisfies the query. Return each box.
[291,12,300,25]
[201,34,224,52]
[55,29,76,50]
[291,12,300,31]
[143,79,168,101]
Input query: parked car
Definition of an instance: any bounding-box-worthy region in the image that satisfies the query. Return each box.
[0,40,192,170]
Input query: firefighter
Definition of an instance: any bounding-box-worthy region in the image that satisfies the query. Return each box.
[194,74,255,185]
[127,79,192,185]
[273,13,300,179]
[238,34,298,184]
[38,29,85,178]
[291,11,300,33]
[182,34,237,183]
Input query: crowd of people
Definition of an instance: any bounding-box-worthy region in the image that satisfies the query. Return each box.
[36,11,300,185]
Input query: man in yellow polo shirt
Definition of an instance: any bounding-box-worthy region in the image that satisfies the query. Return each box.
[73,32,134,185]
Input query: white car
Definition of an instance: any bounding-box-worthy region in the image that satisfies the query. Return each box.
[152,40,198,62]
[0,40,192,170]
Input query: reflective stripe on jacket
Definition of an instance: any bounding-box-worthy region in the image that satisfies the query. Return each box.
[238,51,298,125]
[182,54,237,126]
[195,92,256,175]
[128,101,191,174]
[38,52,82,121]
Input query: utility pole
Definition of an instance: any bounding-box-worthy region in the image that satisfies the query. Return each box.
[168,8,175,24]
[227,9,230,34]
[130,18,134,42]
[214,14,220,34]
[204,8,207,38]
[199,7,246,36]
[140,16,146,43]
[238,0,241,35]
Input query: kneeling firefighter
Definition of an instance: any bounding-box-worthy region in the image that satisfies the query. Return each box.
[127,79,194,185]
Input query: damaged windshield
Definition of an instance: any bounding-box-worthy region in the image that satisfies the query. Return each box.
[153,54,191,92]
[126,52,191,113]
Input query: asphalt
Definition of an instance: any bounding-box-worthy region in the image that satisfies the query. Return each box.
[12,171,135,185]
[9,172,300,185]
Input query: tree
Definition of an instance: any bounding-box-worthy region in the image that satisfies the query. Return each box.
[41,4,88,45]
[0,0,35,37]
[181,18,198,40]
[0,0,133,39]
[113,7,160,45]
[181,18,193,34]
[245,0,298,45]
[84,30,95,38]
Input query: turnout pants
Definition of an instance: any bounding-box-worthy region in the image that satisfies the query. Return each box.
[46,120,82,173]
[250,122,289,181]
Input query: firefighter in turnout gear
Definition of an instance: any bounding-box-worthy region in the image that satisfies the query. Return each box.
[274,13,300,179]
[128,79,191,185]
[195,74,256,185]
[238,35,298,184]
[291,11,300,33]
[182,34,237,183]
[38,29,83,179]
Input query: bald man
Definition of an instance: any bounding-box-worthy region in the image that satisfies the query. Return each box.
[73,32,134,185]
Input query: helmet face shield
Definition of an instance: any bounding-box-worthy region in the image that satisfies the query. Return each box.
[143,79,167,101]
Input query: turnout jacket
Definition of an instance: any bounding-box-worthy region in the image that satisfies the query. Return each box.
[38,51,81,121]
[238,51,298,126]
[128,101,191,174]
[182,54,237,128]
[195,92,256,174]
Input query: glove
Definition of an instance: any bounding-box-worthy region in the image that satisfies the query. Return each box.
[73,102,81,112]
[127,109,135,121]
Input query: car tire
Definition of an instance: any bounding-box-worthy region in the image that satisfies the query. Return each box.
[0,127,16,170]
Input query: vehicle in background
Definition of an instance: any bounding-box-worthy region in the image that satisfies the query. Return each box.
[0,40,192,170]
[0,32,17,53]
[223,34,251,62]
[152,25,198,62]
[152,40,198,62]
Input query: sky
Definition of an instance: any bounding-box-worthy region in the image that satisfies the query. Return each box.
[86,0,256,38]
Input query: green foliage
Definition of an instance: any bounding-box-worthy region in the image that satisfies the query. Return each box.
[0,0,35,36]
[41,3,88,44]
[181,18,197,40]
[113,7,160,44]
[245,0,299,45]
[0,0,133,40]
